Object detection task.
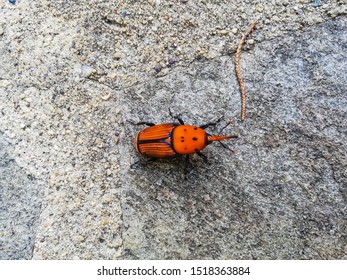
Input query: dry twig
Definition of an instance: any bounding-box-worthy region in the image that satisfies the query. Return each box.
[235,21,256,121]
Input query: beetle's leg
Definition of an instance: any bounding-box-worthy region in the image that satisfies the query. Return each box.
[197,151,208,163]
[130,160,140,169]
[199,117,223,129]
[218,141,236,153]
[218,120,233,134]
[129,120,156,126]
[136,121,156,126]
[169,108,184,125]
[184,154,190,170]
[130,158,157,169]
[182,155,190,180]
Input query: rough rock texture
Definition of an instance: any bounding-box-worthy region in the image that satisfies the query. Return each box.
[0,0,346,259]
[0,132,42,259]
[0,1,123,260]
[121,18,347,259]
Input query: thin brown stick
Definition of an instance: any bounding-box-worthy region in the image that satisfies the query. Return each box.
[235,21,256,121]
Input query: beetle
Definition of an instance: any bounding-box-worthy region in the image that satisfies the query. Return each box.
[133,110,237,162]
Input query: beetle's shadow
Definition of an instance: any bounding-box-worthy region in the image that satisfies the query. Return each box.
[130,155,206,182]
[128,150,233,190]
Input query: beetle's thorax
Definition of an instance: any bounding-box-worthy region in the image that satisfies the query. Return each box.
[171,125,207,154]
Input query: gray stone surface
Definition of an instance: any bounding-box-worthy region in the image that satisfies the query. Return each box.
[0,1,346,259]
[0,132,42,259]
[120,18,347,259]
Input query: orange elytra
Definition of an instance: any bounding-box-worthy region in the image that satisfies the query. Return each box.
[134,110,237,161]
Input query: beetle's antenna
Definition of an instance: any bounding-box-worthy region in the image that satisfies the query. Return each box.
[218,119,233,134]
[207,120,237,142]
[218,141,237,154]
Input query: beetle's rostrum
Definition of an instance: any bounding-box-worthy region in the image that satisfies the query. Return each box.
[133,112,237,161]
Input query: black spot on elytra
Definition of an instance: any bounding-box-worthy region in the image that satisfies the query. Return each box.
[194,127,197,130]
[181,140,184,142]
[192,137,198,141]
[184,128,187,132]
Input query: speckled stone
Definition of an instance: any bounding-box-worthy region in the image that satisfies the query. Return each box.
[119,18,347,259]
[0,133,42,259]
[0,0,346,260]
